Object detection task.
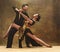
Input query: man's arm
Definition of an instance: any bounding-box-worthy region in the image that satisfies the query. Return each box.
[19,12,33,24]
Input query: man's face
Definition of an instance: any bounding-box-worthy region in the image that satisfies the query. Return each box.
[22,6,28,11]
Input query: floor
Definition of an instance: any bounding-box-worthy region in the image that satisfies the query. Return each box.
[0,46,60,52]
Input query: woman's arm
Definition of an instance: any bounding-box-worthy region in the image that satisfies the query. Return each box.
[19,12,33,24]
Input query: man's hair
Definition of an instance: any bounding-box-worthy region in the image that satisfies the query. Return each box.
[22,4,29,8]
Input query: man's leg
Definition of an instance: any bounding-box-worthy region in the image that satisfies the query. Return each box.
[18,27,24,48]
[6,27,17,48]
[18,34,25,48]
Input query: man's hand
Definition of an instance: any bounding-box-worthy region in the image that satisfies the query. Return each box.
[19,9,23,12]
[15,8,19,12]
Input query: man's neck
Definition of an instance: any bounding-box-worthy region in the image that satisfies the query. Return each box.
[22,9,26,12]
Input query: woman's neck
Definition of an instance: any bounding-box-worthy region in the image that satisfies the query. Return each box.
[33,18,36,22]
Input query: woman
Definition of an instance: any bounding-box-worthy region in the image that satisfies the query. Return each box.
[19,12,52,48]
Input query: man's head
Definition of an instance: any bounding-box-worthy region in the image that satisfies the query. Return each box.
[22,4,29,11]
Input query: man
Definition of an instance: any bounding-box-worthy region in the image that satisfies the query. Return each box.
[6,4,29,48]
[5,4,42,48]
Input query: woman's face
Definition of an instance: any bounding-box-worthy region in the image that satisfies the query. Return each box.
[33,14,38,19]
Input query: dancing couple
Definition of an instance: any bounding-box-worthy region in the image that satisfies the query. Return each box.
[4,4,52,48]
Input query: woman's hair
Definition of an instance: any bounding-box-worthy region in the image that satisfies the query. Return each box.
[36,14,41,22]
[22,4,29,8]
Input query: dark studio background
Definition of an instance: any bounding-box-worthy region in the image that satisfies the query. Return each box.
[0,0,60,47]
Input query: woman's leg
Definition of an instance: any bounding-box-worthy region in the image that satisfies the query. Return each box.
[12,23,21,30]
[25,35,31,47]
[3,23,20,39]
[27,33,52,48]
[3,24,12,39]
[30,37,42,47]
